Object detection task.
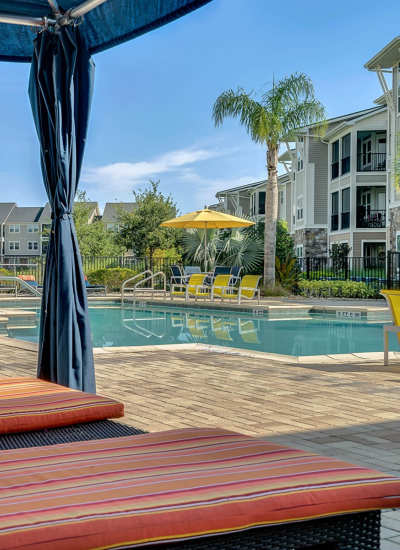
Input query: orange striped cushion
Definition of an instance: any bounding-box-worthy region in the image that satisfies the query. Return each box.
[0,427,398,549]
[0,378,123,433]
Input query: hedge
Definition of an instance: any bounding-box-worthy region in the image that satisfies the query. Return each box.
[297,280,377,299]
[86,267,139,292]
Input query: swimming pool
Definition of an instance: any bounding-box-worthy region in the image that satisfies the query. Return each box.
[1,300,397,356]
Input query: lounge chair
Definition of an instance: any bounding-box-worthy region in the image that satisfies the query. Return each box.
[170,273,208,301]
[1,425,399,549]
[213,274,262,304]
[204,265,231,285]
[170,264,187,285]
[380,289,400,365]
[183,265,201,278]
[230,265,243,284]
[84,275,106,296]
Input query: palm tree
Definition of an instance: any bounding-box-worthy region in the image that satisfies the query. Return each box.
[213,73,325,287]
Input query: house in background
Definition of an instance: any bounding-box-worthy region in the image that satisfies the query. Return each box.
[38,202,100,255]
[0,203,16,259]
[102,202,136,232]
[4,206,43,260]
[214,174,290,224]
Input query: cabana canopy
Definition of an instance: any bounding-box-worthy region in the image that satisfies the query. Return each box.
[0,0,212,62]
[0,0,212,393]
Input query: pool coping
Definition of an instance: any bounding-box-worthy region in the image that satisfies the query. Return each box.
[0,334,397,366]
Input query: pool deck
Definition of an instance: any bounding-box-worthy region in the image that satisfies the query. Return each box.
[0,340,400,547]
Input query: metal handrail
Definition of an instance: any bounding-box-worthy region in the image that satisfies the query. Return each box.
[0,276,41,297]
[121,270,153,303]
[130,272,167,299]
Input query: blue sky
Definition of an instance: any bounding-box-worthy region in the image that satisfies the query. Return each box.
[0,0,398,214]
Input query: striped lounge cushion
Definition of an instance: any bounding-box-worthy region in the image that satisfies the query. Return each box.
[0,378,123,433]
[0,427,399,549]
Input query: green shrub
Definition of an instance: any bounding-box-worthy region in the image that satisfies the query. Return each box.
[297,280,377,299]
[262,284,290,297]
[87,267,139,292]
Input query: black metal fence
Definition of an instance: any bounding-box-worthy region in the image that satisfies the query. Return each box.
[297,252,400,293]
[0,256,177,285]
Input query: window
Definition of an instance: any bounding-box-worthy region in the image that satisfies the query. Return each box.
[341,188,350,229]
[9,224,20,233]
[28,241,39,251]
[296,245,303,258]
[106,223,119,231]
[279,190,284,205]
[331,141,339,179]
[258,191,266,215]
[9,241,20,251]
[297,138,304,171]
[341,134,351,175]
[297,197,303,220]
[331,191,339,231]
[27,224,39,233]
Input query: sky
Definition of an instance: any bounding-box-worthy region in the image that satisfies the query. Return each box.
[0,0,399,214]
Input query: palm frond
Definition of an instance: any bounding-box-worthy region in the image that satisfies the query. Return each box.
[212,88,270,144]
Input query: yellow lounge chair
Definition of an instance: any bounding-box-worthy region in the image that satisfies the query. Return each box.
[211,317,233,342]
[170,273,208,301]
[213,275,262,304]
[380,289,400,365]
[186,316,209,340]
[210,274,232,301]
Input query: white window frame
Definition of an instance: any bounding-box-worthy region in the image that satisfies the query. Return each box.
[9,241,20,251]
[28,241,39,251]
[296,196,304,221]
[296,245,304,258]
[396,231,400,252]
[9,224,20,233]
[27,224,39,233]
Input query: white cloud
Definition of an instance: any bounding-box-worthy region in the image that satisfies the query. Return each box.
[82,147,225,192]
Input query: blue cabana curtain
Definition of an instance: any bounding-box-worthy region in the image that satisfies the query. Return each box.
[29,26,96,393]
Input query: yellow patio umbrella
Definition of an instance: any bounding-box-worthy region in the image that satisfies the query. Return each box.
[161,208,254,271]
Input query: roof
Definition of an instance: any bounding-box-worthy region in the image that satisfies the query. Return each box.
[38,202,99,223]
[322,106,387,140]
[102,202,136,222]
[215,174,290,196]
[6,206,43,223]
[295,106,384,134]
[0,203,16,224]
[365,37,400,70]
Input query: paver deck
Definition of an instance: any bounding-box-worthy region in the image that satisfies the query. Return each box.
[0,342,399,547]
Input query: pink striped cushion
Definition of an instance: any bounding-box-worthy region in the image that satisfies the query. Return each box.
[0,427,398,549]
[0,378,123,433]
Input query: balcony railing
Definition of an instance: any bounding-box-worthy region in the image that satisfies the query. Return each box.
[331,214,339,231]
[357,153,386,172]
[341,212,350,229]
[356,208,386,228]
[331,161,339,179]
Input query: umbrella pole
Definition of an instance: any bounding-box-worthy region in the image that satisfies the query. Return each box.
[204,224,207,273]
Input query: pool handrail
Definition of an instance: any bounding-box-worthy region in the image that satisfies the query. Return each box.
[0,276,41,297]
[121,270,153,303]
[122,271,167,302]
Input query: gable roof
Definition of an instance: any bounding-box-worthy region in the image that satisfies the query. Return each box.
[38,202,99,223]
[215,174,289,197]
[365,36,400,70]
[0,203,16,224]
[102,202,136,223]
[6,207,43,223]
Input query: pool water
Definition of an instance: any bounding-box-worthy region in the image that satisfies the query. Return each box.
[3,301,398,356]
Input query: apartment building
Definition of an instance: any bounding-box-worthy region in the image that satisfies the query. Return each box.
[0,203,16,257]
[214,174,290,224]
[102,202,136,232]
[4,206,44,259]
[365,37,400,253]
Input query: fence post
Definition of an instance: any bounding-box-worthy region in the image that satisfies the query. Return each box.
[387,251,392,290]
[306,257,311,280]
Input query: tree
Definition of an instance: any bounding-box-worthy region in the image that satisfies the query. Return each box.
[74,191,123,256]
[116,180,178,269]
[213,73,325,287]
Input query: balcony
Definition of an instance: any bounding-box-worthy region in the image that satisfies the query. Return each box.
[356,208,386,228]
[357,153,386,172]
[331,214,339,231]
